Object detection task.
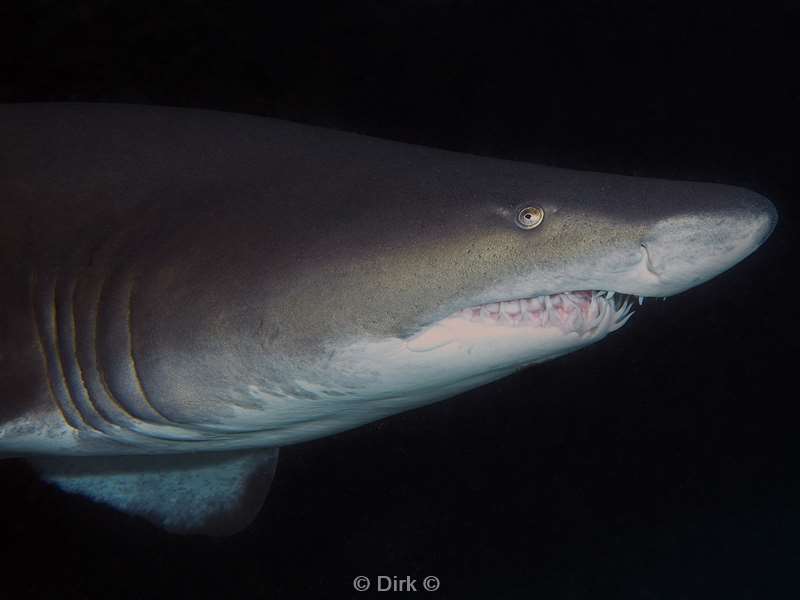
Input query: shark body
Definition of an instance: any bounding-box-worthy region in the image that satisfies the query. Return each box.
[0,103,776,533]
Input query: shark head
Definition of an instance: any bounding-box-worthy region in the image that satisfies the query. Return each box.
[274,157,778,426]
[396,170,777,360]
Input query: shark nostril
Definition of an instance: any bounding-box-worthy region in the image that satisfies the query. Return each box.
[640,242,659,276]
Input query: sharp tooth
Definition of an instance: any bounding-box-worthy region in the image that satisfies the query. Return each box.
[607,291,615,299]
[609,310,635,332]
[527,297,543,311]
[599,302,612,328]
[565,309,579,330]
[485,302,500,313]
[586,301,606,330]
[501,300,521,315]
[526,310,544,325]
[615,300,631,320]
[542,298,552,325]
[570,291,590,301]
[638,295,644,305]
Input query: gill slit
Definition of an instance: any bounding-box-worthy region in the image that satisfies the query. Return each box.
[29,271,78,430]
[51,275,99,431]
[92,269,146,423]
[126,277,172,422]
[69,275,125,431]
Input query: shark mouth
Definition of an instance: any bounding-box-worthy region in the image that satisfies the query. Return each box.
[455,290,641,336]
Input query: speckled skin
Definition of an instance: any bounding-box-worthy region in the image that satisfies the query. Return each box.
[0,103,776,455]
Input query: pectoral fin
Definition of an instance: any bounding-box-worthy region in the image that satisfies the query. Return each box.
[31,448,279,535]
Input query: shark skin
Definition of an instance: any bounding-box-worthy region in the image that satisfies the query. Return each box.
[0,103,777,533]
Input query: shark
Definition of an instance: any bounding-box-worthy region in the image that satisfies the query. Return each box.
[0,103,777,534]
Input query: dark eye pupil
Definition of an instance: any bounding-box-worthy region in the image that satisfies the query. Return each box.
[516,206,544,229]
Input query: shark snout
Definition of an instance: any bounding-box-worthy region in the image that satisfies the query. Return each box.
[640,188,777,295]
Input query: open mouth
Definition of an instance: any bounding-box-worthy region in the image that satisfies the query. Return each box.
[455,291,641,336]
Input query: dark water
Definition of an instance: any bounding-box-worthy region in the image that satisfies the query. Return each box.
[1,2,797,598]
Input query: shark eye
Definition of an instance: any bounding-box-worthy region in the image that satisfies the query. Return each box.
[516,206,544,230]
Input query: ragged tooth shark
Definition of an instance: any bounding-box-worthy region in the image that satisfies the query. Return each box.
[0,103,777,534]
